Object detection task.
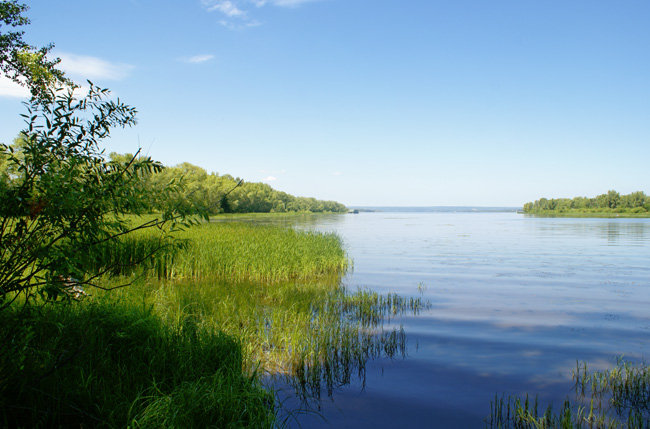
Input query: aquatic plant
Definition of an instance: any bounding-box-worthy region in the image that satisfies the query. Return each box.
[3,218,427,426]
[90,219,423,400]
[107,277,427,404]
[486,359,650,428]
[89,220,349,284]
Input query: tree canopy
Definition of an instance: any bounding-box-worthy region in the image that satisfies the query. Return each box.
[107,155,348,215]
[0,0,69,99]
[523,191,650,215]
[0,85,196,306]
[0,2,192,306]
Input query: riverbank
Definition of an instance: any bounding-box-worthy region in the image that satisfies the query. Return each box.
[0,218,422,427]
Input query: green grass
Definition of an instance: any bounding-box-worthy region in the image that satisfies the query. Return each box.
[94,219,423,399]
[486,360,650,428]
[0,302,274,428]
[2,218,425,426]
[105,278,425,402]
[93,220,349,283]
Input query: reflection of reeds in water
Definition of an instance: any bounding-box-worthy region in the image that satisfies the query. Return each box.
[289,289,426,401]
[113,279,427,405]
[94,219,426,404]
[486,359,650,428]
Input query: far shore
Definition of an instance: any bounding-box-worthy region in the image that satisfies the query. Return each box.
[523,211,650,218]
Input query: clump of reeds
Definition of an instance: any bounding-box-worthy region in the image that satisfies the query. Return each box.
[89,220,349,284]
[10,217,426,424]
[486,359,650,428]
[338,289,428,327]
[111,277,427,403]
[287,287,426,400]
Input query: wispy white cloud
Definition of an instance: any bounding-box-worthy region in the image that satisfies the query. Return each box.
[58,53,134,81]
[0,74,93,100]
[203,0,323,28]
[0,76,30,98]
[0,53,131,98]
[332,171,342,176]
[183,54,215,64]
[202,0,246,17]
[262,176,277,182]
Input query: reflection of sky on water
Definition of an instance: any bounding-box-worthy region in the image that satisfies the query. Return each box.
[238,212,650,427]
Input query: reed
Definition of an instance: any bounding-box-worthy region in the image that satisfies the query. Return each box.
[91,220,349,284]
[99,220,427,401]
[486,359,650,428]
[2,218,425,426]
[107,277,426,402]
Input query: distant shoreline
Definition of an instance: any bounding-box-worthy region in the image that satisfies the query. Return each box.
[523,191,650,218]
[522,211,650,218]
[348,206,521,213]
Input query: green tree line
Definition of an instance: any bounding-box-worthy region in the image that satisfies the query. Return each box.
[523,190,650,214]
[108,153,347,214]
[1,146,347,216]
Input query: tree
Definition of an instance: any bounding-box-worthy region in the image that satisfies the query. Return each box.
[0,3,198,307]
[0,84,200,307]
[1,1,69,100]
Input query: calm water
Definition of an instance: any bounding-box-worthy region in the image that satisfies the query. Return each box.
[258,211,650,427]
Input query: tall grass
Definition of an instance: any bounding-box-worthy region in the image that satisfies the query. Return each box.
[107,278,426,403]
[486,360,650,428]
[92,218,424,400]
[0,302,274,428]
[2,218,425,426]
[92,221,349,283]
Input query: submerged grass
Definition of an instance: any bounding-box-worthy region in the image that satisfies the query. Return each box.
[486,359,650,428]
[107,278,426,403]
[97,218,424,401]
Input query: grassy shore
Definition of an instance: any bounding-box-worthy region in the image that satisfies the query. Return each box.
[1,217,423,427]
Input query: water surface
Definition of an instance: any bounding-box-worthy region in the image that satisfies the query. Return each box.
[247,211,650,427]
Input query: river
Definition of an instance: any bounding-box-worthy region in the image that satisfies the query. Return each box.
[245,209,650,427]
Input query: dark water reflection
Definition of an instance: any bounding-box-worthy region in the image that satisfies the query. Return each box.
[226,212,650,427]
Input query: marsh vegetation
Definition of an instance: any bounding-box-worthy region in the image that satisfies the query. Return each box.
[0,218,426,427]
[487,360,650,428]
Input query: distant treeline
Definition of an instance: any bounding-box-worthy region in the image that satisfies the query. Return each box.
[109,153,347,215]
[523,190,650,214]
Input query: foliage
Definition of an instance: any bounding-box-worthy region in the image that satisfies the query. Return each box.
[0,0,69,100]
[0,86,191,308]
[108,157,348,215]
[523,190,650,216]
[1,220,423,425]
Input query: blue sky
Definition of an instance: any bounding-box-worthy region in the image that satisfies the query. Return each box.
[1,0,649,206]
